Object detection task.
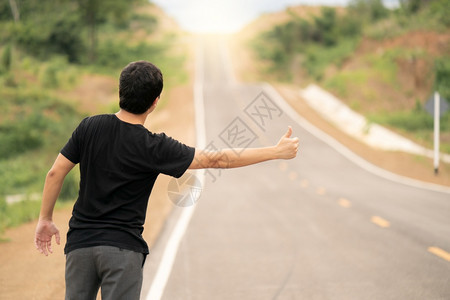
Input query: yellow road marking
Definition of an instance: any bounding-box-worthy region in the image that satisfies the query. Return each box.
[428,247,450,262]
[316,187,326,196]
[288,171,298,181]
[279,161,288,171]
[371,216,390,228]
[338,198,351,208]
[300,179,309,188]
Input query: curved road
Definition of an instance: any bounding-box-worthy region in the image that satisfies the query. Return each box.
[142,36,450,300]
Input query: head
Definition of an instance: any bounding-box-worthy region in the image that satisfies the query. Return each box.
[119,61,163,114]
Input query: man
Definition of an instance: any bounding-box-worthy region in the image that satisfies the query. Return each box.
[34,60,299,299]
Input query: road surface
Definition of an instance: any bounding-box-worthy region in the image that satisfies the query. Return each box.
[141,36,450,300]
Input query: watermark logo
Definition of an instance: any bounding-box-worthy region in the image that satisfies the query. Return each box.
[219,117,257,154]
[245,92,283,131]
[168,172,202,207]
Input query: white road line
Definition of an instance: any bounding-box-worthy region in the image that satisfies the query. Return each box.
[262,83,450,195]
[146,39,207,300]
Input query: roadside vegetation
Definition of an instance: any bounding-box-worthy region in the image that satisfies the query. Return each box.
[250,0,450,153]
[0,0,188,237]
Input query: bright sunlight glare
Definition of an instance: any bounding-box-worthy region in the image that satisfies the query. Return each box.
[154,0,258,33]
[151,0,400,33]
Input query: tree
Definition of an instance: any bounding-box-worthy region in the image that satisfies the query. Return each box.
[76,0,143,62]
[399,0,434,13]
[313,7,338,46]
[8,0,19,22]
[349,0,388,21]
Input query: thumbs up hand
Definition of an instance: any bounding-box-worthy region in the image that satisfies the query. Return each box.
[275,126,299,159]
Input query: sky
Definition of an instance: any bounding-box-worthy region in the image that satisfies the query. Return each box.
[151,0,400,33]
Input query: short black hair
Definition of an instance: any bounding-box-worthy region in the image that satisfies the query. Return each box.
[119,61,163,114]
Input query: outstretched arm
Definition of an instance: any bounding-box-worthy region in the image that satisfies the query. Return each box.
[188,126,299,170]
[35,154,75,256]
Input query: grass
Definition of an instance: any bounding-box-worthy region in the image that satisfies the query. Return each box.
[324,69,369,99]
[302,38,359,81]
[368,110,450,153]
[0,195,76,239]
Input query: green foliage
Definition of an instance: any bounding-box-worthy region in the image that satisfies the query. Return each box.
[369,110,433,131]
[76,0,145,61]
[312,7,339,46]
[399,0,428,14]
[0,198,41,236]
[364,49,402,84]
[96,40,164,69]
[0,0,149,64]
[390,0,450,33]
[324,69,369,98]
[59,170,80,201]
[0,154,47,196]
[368,109,450,152]
[1,44,12,72]
[0,90,81,159]
[303,38,360,80]
[348,0,389,22]
[131,12,158,33]
[0,195,76,237]
[11,8,85,62]
[434,57,450,100]
[48,13,86,63]
[428,0,450,27]
[253,6,363,80]
[40,56,72,88]
[0,115,45,159]
[253,0,448,81]
[0,88,81,237]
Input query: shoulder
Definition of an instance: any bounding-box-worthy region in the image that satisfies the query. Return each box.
[78,114,116,128]
[152,132,179,144]
[145,132,190,149]
[83,114,114,123]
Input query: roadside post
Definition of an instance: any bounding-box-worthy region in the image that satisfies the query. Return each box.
[434,92,440,174]
[425,92,449,175]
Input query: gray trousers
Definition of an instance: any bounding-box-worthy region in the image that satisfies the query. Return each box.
[65,246,145,300]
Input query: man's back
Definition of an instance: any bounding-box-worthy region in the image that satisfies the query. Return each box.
[61,114,195,254]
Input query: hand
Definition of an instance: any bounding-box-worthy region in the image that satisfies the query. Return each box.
[276,126,299,159]
[34,219,60,256]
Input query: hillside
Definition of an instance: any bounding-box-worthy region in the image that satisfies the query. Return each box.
[229,2,450,186]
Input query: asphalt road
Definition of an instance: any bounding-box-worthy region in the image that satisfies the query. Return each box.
[141,36,450,300]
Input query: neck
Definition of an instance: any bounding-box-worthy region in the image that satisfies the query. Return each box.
[115,109,149,125]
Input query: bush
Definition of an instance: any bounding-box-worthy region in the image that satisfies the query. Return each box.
[429,0,450,27]
[12,7,85,63]
[312,7,338,46]
[1,44,12,72]
[0,89,81,160]
[348,0,389,22]
[434,57,450,100]
[303,39,360,80]
[0,115,46,159]
[95,39,165,69]
[59,171,79,201]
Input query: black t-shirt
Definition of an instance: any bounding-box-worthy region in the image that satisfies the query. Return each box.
[61,114,195,254]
